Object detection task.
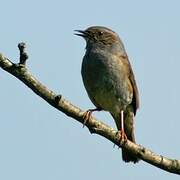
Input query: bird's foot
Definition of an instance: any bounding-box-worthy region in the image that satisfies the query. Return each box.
[119,130,128,142]
[115,130,128,146]
[82,108,101,127]
[83,110,92,127]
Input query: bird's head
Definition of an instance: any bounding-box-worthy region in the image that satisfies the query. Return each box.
[75,26,120,46]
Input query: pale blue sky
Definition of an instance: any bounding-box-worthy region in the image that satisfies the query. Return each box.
[0,0,180,179]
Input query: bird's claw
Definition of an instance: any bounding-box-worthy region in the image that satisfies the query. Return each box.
[119,130,128,142]
[82,108,101,128]
[115,130,128,145]
[82,110,92,127]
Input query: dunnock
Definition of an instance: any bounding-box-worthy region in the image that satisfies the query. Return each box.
[75,26,139,163]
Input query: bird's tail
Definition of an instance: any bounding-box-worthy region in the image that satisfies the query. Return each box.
[112,106,139,163]
[122,107,139,163]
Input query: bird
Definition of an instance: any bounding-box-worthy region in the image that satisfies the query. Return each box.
[75,26,139,163]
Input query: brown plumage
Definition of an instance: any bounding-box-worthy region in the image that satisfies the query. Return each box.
[75,26,139,163]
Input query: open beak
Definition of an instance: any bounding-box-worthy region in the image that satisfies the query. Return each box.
[74,30,87,37]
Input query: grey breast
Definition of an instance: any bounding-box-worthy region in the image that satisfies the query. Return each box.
[81,47,133,113]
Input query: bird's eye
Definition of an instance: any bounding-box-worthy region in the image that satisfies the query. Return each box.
[98,31,103,36]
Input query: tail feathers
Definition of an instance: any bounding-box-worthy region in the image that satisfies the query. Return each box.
[122,109,139,163]
[111,107,139,163]
[121,134,139,163]
[122,149,139,163]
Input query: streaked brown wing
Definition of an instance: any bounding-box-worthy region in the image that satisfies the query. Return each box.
[120,54,140,115]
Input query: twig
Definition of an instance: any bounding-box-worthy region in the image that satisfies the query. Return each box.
[0,43,180,175]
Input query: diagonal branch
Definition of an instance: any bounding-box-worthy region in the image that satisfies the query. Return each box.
[0,43,180,175]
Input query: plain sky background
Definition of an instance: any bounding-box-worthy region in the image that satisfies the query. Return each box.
[0,0,180,179]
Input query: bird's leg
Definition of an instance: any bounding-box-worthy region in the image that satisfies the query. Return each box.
[83,108,101,127]
[119,110,127,142]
